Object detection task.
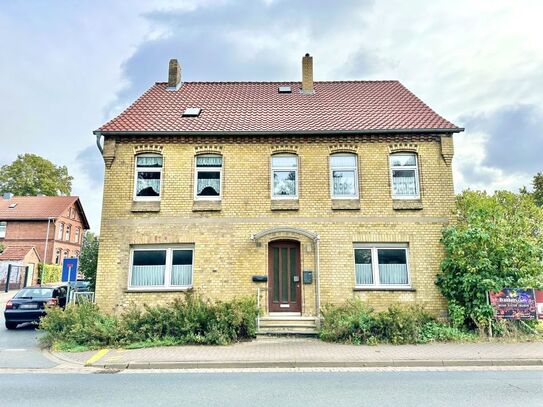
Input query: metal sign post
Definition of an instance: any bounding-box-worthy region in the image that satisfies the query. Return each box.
[61,258,78,304]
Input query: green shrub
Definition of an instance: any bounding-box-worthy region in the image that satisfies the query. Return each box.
[39,264,62,284]
[320,300,474,345]
[39,295,258,350]
[374,305,433,344]
[436,190,543,331]
[320,299,377,345]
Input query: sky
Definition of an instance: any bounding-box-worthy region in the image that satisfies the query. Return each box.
[1,0,542,233]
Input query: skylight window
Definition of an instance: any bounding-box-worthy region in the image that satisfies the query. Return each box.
[278,86,292,93]
[182,107,202,117]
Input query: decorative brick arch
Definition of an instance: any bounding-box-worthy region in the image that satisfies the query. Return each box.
[194,145,223,155]
[388,143,419,154]
[251,226,319,244]
[270,145,299,155]
[133,144,164,155]
[328,143,359,154]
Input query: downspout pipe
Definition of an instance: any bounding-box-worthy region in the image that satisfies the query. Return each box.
[314,234,321,319]
[95,132,103,154]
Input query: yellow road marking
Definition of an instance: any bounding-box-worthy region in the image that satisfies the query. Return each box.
[85,349,110,366]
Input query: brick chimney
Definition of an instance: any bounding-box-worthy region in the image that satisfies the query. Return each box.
[167,58,181,90]
[301,53,314,94]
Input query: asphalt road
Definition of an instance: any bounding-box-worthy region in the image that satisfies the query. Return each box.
[0,370,542,406]
[0,290,57,369]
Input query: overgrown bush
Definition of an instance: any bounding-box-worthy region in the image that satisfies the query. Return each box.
[436,190,543,331]
[320,299,474,345]
[39,295,258,350]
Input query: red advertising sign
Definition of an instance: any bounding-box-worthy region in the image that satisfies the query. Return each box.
[489,288,537,320]
[536,290,543,320]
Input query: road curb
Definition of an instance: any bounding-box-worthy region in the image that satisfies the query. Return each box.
[91,359,543,370]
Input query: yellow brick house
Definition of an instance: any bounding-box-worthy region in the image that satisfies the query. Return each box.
[94,54,462,333]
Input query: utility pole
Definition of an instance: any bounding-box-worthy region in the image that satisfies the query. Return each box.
[41,217,55,285]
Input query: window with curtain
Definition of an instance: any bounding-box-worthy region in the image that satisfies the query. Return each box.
[390,153,420,199]
[354,244,410,287]
[57,223,64,240]
[194,155,222,199]
[65,224,71,241]
[74,227,80,243]
[271,154,298,198]
[330,154,358,198]
[0,221,6,238]
[134,154,163,200]
[129,246,194,289]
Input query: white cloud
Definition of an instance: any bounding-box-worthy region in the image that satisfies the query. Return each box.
[1,0,542,232]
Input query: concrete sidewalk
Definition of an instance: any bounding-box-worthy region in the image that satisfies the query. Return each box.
[52,338,543,370]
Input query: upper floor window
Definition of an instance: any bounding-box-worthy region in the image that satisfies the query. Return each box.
[57,223,64,240]
[271,154,298,199]
[354,244,410,288]
[194,155,222,200]
[74,227,80,244]
[134,154,163,201]
[55,249,61,264]
[330,154,359,199]
[390,153,420,199]
[0,221,6,238]
[65,224,71,241]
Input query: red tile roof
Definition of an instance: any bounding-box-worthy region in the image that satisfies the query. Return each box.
[0,246,40,262]
[0,196,90,229]
[96,81,462,134]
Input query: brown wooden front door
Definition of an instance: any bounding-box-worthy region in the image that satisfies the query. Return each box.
[268,240,301,312]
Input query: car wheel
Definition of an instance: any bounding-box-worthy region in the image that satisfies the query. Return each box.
[5,321,18,330]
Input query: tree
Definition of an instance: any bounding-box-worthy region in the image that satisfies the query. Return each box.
[533,172,543,207]
[0,154,73,196]
[436,190,543,330]
[79,232,99,290]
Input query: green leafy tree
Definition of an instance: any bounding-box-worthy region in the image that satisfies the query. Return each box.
[533,172,543,207]
[79,232,99,290]
[0,153,73,196]
[436,190,543,330]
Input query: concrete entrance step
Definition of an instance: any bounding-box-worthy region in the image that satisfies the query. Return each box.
[257,316,319,336]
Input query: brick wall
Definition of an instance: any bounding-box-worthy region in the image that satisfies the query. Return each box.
[95,134,455,317]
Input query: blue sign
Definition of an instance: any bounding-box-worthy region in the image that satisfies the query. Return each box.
[61,258,78,282]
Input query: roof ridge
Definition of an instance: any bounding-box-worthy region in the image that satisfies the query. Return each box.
[154,80,400,85]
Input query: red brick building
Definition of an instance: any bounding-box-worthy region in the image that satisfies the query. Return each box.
[0,195,90,264]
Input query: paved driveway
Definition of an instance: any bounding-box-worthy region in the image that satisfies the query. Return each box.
[0,290,57,369]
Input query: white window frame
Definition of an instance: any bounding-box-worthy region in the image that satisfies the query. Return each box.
[0,221,6,238]
[65,224,71,241]
[57,222,64,240]
[74,227,80,244]
[133,153,163,202]
[193,154,223,201]
[353,243,411,289]
[329,153,359,199]
[128,245,194,291]
[271,154,299,200]
[389,153,420,200]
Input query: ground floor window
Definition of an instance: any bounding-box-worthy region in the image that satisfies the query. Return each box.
[129,245,193,289]
[354,244,410,288]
